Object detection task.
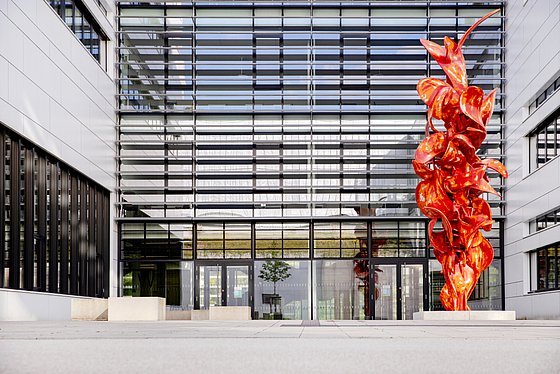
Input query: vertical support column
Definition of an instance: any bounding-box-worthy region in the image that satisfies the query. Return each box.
[9,140,20,289]
[500,220,505,311]
[96,189,103,297]
[79,180,87,296]
[49,162,59,292]
[367,221,373,319]
[70,173,78,295]
[37,154,47,291]
[60,168,69,294]
[102,193,110,298]
[250,222,255,260]
[88,185,96,296]
[23,147,34,290]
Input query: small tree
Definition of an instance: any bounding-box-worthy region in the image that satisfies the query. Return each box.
[258,260,291,295]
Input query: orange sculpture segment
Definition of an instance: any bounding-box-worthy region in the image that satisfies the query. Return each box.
[414,9,506,311]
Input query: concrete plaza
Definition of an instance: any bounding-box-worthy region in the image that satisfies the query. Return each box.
[1,320,559,373]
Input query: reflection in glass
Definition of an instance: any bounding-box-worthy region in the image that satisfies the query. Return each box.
[196,223,251,259]
[313,222,364,258]
[199,265,221,309]
[255,222,310,258]
[374,264,397,320]
[254,260,310,320]
[429,259,502,311]
[116,3,504,317]
[429,260,445,311]
[401,264,423,320]
[226,265,250,306]
[122,261,193,309]
[313,260,367,320]
[372,221,426,257]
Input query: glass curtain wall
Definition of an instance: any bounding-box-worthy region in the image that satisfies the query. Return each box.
[117,1,505,318]
[0,125,111,297]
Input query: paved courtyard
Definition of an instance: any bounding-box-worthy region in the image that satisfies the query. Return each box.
[1,320,560,373]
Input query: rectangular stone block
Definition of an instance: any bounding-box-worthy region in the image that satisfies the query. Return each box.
[166,310,192,320]
[413,311,469,320]
[191,310,209,320]
[0,288,72,321]
[209,306,251,320]
[413,311,516,320]
[71,298,108,321]
[108,297,166,321]
[468,311,516,320]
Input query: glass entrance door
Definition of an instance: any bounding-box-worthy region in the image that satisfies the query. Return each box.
[372,260,427,320]
[226,265,250,306]
[196,262,253,310]
[400,263,425,320]
[198,265,222,309]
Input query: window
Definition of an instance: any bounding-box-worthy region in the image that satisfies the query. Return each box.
[530,207,560,233]
[528,76,560,115]
[0,124,110,297]
[530,246,559,291]
[255,222,310,259]
[196,223,251,259]
[49,0,106,65]
[529,110,560,171]
[313,222,365,258]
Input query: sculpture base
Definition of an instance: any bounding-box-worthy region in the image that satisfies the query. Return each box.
[413,311,516,321]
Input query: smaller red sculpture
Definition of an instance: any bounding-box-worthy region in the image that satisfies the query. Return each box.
[414,9,507,311]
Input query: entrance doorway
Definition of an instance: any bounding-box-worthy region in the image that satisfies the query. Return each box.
[195,261,253,311]
[371,259,427,320]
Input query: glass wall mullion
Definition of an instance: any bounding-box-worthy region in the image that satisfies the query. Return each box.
[37,155,47,291]
[88,184,96,296]
[23,148,34,290]
[60,169,69,294]
[79,180,87,296]
[0,132,3,288]
[70,174,79,294]
[49,162,59,293]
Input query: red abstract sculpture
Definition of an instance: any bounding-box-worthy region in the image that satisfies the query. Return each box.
[414,9,507,311]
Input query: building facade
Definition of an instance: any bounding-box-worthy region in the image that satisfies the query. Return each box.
[8,0,548,321]
[0,0,116,299]
[117,0,505,319]
[503,0,560,319]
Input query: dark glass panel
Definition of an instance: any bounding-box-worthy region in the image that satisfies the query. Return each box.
[122,261,194,308]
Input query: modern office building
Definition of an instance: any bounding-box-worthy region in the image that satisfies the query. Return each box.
[116,0,504,320]
[0,0,117,305]
[1,0,559,320]
[503,0,560,319]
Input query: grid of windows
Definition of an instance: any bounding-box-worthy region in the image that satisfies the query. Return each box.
[117,1,505,220]
[119,219,503,260]
[531,246,559,292]
[528,76,560,115]
[49,0,106,64]
[529,110,560,171]
[116,1,506,314]
[256,222,310,259]
[0,124,111,297]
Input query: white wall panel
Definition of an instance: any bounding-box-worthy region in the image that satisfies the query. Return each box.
[505,0,560,318]
[0,0,115,190]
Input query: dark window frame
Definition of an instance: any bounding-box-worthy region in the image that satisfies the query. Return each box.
[48,0,107,64]
[531,244,559,292]
[529,108,560,171]
[0,123,110,298]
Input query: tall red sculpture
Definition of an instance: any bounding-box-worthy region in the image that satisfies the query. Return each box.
[414,9,507,311]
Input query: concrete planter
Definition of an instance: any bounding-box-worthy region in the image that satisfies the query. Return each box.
[413,311,516,320]
[108,297,166,321]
